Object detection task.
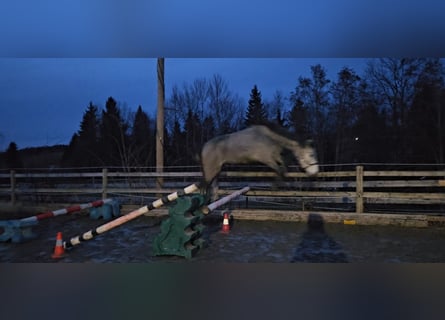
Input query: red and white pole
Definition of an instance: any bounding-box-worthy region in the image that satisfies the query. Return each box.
[20,198,114,224]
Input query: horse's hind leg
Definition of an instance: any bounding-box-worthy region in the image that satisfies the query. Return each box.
[209,178,219,202]
[198,179,210,201]
[200,161,222,202]
[199,177,219,203]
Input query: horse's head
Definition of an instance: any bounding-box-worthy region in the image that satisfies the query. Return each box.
[295,140,319,176]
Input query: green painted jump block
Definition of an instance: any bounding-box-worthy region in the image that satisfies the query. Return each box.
[152,194,207,259]
[0,219,39,243]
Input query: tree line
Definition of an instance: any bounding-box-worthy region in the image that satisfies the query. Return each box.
[2,58,445,170]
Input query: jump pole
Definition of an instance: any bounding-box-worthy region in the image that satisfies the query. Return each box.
[205,186,250,213]
[64,183,200,249]
[0,198,115,243]
[20,199,115,224]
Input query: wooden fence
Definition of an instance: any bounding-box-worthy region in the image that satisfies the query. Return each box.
[1,166,444,215]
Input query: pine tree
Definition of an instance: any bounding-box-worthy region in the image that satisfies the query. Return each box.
[286,98,310,140]
[78,102,100,166]
[61,102,100,167]
[79,102,99,142]
[407,58,445,163]
[5,142,23,169]
[329,67,361,164]
[61,134,80,167]
[131,106,154,167]
[99,97,129,167]
[245,85,268,126]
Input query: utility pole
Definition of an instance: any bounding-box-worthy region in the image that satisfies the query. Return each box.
[156,58,165,190]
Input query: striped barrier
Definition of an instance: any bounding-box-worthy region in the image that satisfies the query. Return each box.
[0,198,115,243]
[21,199,115,224]
[64,183,200,249]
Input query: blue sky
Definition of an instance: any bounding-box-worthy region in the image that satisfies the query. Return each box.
[2,1,444,57]
[0,58,368,149]
[0,1,444,149]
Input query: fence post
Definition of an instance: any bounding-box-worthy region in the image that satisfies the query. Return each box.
[102,168,108,199]
[10,170,16,205]
[355,165,364,214]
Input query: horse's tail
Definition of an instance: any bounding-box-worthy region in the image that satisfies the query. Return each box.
[194,152,201,164]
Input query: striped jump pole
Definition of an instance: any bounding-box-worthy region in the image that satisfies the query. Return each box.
[64,183,200,249]
[20,199,114,224]
[0,198,115,243]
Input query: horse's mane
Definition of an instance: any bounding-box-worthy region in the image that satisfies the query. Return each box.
[250,121,305,145]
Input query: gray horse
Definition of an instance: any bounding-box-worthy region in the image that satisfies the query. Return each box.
[200,125,319,195]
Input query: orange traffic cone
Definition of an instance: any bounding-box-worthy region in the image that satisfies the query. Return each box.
[221,211,230,233]
[51,232,65,259]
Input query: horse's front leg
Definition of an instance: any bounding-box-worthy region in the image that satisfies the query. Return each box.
[262,156,287,190]
[265,152,288,178]
[275,162,287,179]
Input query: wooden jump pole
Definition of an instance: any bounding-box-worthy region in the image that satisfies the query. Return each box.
[156,58,165,190]
[63,183,199,249]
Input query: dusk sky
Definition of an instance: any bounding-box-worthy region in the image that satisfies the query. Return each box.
[0,58,368,149]
[1,1,444,150]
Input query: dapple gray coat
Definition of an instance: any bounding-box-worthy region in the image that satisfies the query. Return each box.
[200,125,319,185]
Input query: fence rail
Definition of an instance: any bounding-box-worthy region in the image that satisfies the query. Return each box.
[1,166,444,215]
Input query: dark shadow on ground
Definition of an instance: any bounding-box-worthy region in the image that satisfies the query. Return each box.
[291,213,349,263]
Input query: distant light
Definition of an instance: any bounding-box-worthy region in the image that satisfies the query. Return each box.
[354,137,359,141]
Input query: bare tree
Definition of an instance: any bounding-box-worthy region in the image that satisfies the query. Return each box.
[329,67,361,164]
[165,84,185,133]
[208,74,244,134]
[186,78,209,121]
[269,90,286,126]
[290,64,331,163]
[165,79,209,133]
[365,58,425,161]
[366,58,423,128]
[166,73,244,135]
